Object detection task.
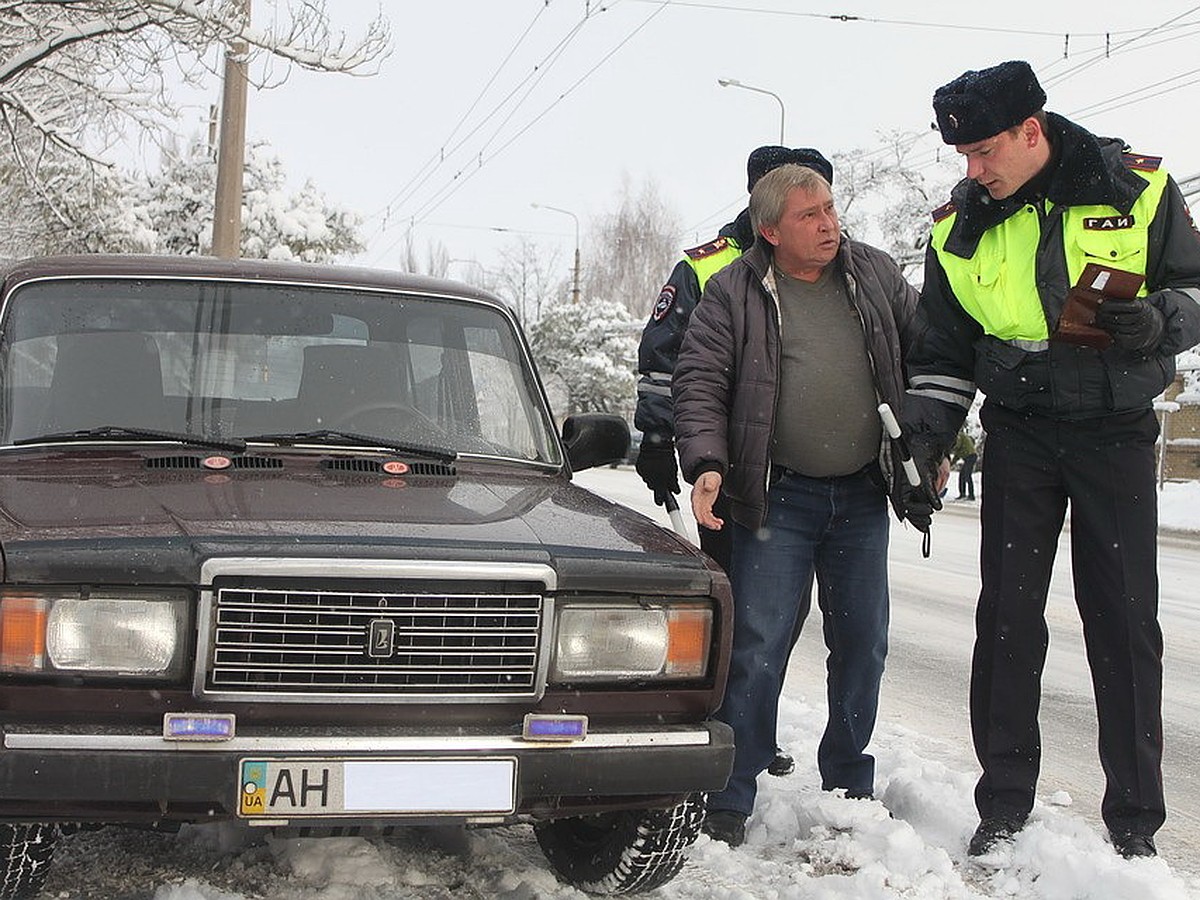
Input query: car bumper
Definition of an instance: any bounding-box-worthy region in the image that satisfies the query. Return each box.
[0,723,734,824]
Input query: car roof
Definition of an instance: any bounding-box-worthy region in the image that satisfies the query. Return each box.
[0,254,510,313]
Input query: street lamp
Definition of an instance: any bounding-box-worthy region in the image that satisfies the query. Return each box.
[718,77,785,145]
[531,202,581,304]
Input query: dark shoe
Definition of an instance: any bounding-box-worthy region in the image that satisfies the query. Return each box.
[967,817,1024,856]
[767,748,794,777]
[702,810,747,848]
[1112,832,1157,859]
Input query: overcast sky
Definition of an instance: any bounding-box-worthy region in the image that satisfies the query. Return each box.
[211,1,1200,286]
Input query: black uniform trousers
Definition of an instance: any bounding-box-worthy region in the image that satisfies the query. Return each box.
[974,401,1164,838]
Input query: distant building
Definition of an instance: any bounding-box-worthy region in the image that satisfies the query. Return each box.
[1161,354,1200,481]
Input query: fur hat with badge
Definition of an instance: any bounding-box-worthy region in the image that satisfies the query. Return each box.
[933,60,1047,145]
[746,146,835,192]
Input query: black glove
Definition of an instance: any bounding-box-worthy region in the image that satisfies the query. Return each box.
[635,441,680,505]
[1094,298,1165,353]
[895,437,943,534]
[900,478,942,534]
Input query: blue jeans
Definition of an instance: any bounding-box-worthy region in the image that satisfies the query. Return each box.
[708,467,890,816]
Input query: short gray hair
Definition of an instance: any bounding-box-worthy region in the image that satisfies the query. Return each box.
[749,163,833,234]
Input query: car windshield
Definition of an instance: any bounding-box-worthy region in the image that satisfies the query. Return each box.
[0,277,562,465]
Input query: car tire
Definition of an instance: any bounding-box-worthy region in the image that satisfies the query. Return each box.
[0,824,58,900]
[534,794,705,895]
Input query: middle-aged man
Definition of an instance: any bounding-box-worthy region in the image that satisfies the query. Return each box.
[903,59,1200,860]
[635,145,836,780]
[673,162,930,847]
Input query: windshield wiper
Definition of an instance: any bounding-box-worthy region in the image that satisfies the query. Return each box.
[14,426,247,452]
[242,430,457,462]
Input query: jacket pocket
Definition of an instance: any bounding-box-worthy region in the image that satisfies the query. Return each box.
[1072,227,1148,283]
[975,337,1052,409]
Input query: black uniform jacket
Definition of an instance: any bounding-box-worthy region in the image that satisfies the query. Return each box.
[634,211,755,447]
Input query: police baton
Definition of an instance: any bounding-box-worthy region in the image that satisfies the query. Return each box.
[878,403,920,488]
[662,492,690,538]
[878,402,933,558]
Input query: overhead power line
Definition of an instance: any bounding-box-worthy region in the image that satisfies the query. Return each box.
[623,0,1174,39]
[370,0,674,264]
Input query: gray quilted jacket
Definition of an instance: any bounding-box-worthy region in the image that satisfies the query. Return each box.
[673,236,921,529]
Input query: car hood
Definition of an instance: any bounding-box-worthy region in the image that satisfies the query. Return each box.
[0,448,706,589]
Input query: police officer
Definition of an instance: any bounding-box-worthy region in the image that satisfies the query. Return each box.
[904,60,1200,859]
[634,146,834,778]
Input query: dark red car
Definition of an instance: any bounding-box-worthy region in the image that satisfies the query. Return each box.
[0,255,733,898]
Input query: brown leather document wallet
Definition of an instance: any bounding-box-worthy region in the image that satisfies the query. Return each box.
[1050,263,1145,349]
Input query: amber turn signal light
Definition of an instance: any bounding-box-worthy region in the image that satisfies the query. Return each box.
[0,595,48,672]
[665,608,711,677]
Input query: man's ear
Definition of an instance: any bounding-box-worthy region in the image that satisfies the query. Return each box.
[1022,116,1042,148]
[759,224,781,248]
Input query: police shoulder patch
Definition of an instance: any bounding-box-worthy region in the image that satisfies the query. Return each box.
[652,284,677,321]
[684,236,730,261]
[1122,152,1162,173]
[931,200,957,223]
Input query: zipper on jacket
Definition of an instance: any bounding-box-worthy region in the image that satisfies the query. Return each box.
[761,264,783,523]
[843,268,895,487]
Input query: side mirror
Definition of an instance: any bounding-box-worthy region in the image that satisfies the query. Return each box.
[561,414,629,472]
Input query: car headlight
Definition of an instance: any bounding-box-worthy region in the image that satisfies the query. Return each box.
[551,602,712,682]
[0,588,188,678]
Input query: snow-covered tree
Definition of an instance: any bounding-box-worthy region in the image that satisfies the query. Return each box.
[238,144,363,261]
[0,1,388,256]
[582,177,680,318]
[0,2,389,167]
[0,151,155,255]
[0,136,364,261]
[528,299,639,416]
[141,138,217,256]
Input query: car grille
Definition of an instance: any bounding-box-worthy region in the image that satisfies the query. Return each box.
[205,584,545,700]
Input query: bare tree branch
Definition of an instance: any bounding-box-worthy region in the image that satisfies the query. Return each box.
[0,1,390,205]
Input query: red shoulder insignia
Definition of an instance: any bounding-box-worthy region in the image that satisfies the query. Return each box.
[684,236,730,261]
[1123,152,1162,173]
[931,200,956,223]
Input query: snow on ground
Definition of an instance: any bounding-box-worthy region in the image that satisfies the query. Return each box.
[42,476,1200,900]
[1159,479,1200,532]
[102,689,1198,900]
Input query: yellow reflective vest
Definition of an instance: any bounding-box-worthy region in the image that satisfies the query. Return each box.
[684,236,743,291]
[932,168,1169,342]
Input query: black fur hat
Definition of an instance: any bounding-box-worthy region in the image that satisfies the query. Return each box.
[933,60,1046,145]
[746,146,834,192]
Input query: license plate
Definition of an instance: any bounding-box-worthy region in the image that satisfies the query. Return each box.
[238,757,517,818]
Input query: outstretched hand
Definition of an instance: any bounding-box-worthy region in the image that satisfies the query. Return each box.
[691,471,724,530]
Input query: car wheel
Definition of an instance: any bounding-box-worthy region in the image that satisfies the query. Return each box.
[534,794,705,895]
[0,824,58,900]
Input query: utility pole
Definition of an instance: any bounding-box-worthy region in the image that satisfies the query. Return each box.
[212,0,251,259]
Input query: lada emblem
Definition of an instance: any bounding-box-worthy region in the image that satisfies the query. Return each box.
[367,619,395,659]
